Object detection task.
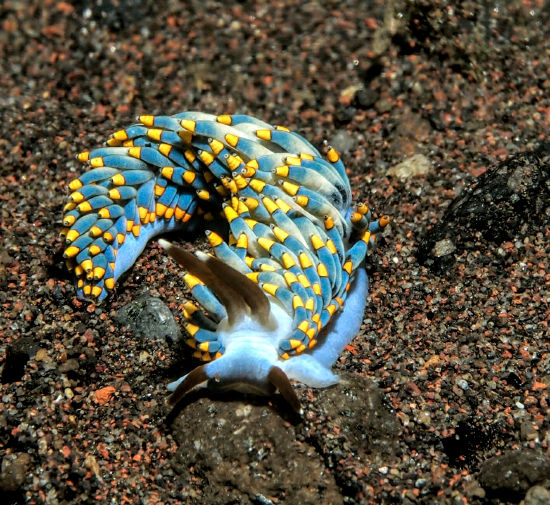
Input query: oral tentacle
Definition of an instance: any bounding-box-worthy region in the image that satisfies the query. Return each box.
[267,366,303,415]
[166,364,209,407]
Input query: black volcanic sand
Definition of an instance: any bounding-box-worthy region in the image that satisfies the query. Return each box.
[2,1,550,503]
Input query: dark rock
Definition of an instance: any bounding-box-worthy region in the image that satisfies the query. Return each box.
[504,372,523,389]
[305,372,400,461]
[303,373,401,499]
[0,453,32,492]
[354,88,379,109]
[417,150,550,272]
[51,284,67,307]
[334,106,356,125]
[1,337,38,384]
[478,450,550,501]
[170,396,344,505]
[114,291,182,343]
[169,372,398,503]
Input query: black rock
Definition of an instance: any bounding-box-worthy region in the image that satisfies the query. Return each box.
[114,291,182,344]
[417,148,550,272]
[334,106,356,126]
[478,449,550,501]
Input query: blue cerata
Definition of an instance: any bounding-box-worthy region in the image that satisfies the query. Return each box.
[61,112,389,413]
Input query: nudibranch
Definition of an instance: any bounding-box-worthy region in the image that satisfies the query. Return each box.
[61,112,389,412]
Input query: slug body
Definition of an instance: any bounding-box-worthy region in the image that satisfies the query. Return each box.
[62,112,389,411]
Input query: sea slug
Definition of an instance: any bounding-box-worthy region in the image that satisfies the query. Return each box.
[61,112,389,412]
